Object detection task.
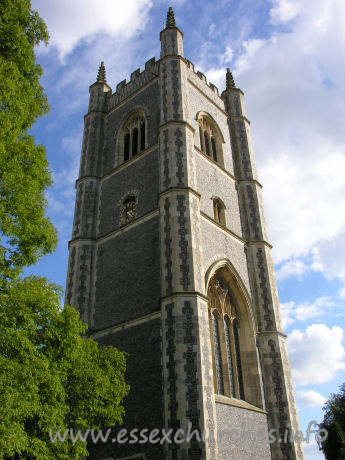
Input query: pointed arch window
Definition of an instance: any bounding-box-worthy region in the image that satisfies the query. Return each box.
[122,113,146,162]
[213,198,226,226]
[198,115,223,165]
[208,275,245,400]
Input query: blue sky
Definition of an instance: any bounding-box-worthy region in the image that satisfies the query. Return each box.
[28,1,345,458]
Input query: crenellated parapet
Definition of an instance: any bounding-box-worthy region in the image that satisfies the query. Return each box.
[107,57,159,110]
[185,60,220,96]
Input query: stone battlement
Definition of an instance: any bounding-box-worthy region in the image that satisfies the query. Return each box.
[107,57,159,110]
[107,55,221,111]
[185,59,220,97]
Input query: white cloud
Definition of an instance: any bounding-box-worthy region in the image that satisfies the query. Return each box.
[48,130,82,222]
[46,191,75,219]
[223,46,234,63]
[32,0,153,59]
[276,259,311,281]
[296,390,326,407]
[280,301,296,328]
[288,324,345,386]
[281,296,338,328]
[235,38,265,74]
[261,147,345,265]
[303,440,325,460]
[223,0,345,290]
[339,285,345,299]
[203,68,226,92]
[31,0,345,297]
[276,249,323,281]
[270,0,302,24]
[55,132,82,184]
[208,23,217,38]
[293,297,336,322]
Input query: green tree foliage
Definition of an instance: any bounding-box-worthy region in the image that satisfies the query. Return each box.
[0,277,129,459]
[319,383,345,459]
[0,2,130,458]
[0,0,57,284]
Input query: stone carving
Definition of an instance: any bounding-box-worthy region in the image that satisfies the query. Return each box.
[119,195,137,226]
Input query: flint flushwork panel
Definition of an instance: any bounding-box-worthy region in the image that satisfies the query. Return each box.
[195,154,242,237]
[72,179,98,239]
[94,217,160,329]
[98,149,159,238]
[187,83,234,175]
[216,403,271,459]
[90,319,163,460]
[200,219,251,296]
[102,81,160,174]
[165,302,179,460]
[183,300,203,459]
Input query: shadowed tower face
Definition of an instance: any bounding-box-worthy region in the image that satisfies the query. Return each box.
[65,7,304,460]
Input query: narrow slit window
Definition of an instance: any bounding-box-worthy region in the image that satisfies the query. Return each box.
[211,136,217,162]
[224,318,235,397]
[233,320,245,400]
[132,128,138,156]
[124,133,130,161]
[140,122,145,151]
[212,312,224,395]
[204,133,210,156]
[213,201,220,223]
[199,128,204,151]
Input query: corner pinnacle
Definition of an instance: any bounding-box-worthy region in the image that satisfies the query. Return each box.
[166,6,176,28]
[97,61,106,84]
[226,67,236,89]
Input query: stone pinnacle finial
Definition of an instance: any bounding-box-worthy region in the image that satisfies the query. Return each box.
[226,67,236,89]
[166,6,176,28]
[97,61,106,83]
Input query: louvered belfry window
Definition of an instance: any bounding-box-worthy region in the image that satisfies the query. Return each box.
[123,113,146,162]
[198,116,222,164]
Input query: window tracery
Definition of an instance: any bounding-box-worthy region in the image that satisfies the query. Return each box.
[198,116,222,164]
[123,113,146,162]
[208,275,245,400]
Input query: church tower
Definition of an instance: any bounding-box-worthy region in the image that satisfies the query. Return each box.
[66,8,304,460]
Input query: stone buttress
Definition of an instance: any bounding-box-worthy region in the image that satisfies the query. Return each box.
[159,11,218,459]
[65,64,111,327]
[222,69,304,460]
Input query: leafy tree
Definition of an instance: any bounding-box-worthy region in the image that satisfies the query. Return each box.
[0,276,129,459]
[0,2,130,458]
[319,383,345,459]
[0,0,57,285]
